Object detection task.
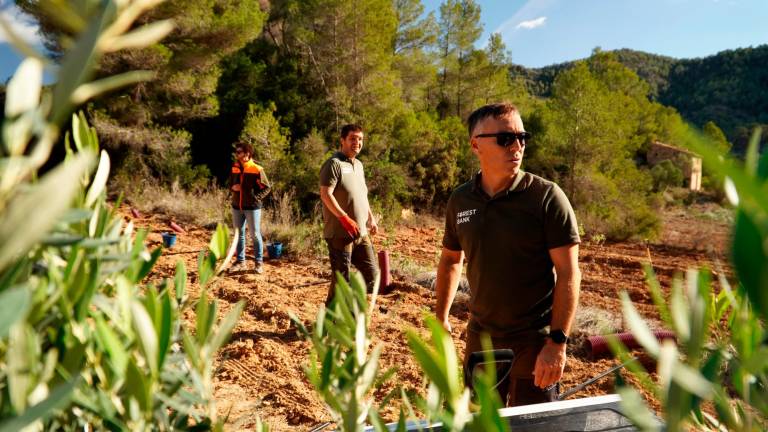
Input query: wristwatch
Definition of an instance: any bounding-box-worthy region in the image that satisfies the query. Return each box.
[547,329,569,344]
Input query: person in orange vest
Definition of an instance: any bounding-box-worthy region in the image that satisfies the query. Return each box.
[229,142,271,274]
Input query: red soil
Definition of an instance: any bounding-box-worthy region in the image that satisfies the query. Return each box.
[136,202,731,431]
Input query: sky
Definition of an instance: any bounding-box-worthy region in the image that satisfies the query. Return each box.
[1,0,767,82]
[421,0,768,67]
[1,0,42,83]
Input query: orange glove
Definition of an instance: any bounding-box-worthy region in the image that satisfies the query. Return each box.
[339,214,360,238]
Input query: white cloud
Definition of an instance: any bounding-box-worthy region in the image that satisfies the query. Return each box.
[516,16,547,30]
[493,0,558,35]
[0,5,42,46]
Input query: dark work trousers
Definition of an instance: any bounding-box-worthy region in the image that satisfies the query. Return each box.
[325,235,379,306]
[464,330,559,407]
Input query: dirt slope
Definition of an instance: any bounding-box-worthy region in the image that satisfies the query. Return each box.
[137,203,731,431]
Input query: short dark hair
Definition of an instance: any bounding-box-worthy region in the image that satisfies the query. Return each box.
[235,141,253,155]
[340,124,363,139]
[467,103,520,138]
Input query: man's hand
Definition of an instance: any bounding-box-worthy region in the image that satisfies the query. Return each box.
[440,318,452,333]
[338,214,360,238]
[231,184,241,192]
[435,248,463,339]
[533,340,567,389]
[368,219,379,236]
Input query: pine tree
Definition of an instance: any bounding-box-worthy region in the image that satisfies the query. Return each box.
[532,59,657,239]
[436,0,482,118]
[393,0,439,108]
[16,0,266,186]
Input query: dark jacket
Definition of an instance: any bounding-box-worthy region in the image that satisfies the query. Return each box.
[230,159,271,210]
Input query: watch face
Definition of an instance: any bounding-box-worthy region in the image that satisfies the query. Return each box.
[550,330,568,344]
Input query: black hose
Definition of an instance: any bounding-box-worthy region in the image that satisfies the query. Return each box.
[308,421,332,432]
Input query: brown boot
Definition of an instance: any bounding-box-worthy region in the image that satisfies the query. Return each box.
[229,261,247,273]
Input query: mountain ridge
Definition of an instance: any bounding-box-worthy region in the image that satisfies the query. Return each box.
[509,45,768,149]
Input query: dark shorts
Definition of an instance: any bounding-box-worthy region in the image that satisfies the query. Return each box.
[325,235,378,305]
[464,330,558,407]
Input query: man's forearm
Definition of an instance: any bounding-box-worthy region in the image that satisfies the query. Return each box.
[319,188,346,219]
[550,268,581,334]
[435,259,462,322]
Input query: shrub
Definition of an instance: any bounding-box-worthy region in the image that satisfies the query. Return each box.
[291,272,396,431]
[239,103,292,191]
[115,175,229,228]
[575,167,660,240]
[405,318,511,432]
[0,2,243,429]
[614,129,768,431]
[650,160,684,192]
[92,110,212,190]
[262,189,326,258]
[291,129,330,203]
[292,272,512,432]
[0,117,243,430]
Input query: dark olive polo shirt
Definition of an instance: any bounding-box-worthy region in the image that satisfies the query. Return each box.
[442,171,580,338]
[319,152,370,239]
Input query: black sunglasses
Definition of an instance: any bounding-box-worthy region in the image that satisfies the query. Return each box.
[474,131,531,147]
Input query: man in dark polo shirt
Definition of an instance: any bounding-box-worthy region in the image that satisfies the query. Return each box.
[435,102,581,407]
[319,124,379,305]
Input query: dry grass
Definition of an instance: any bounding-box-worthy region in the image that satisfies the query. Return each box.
[397,207,444,231]
[570,306,623,356]
[573,306,622,338]
[117,182,329,259]
[118,179,229,228]
[261,190,325,259]
[389,252,433,282]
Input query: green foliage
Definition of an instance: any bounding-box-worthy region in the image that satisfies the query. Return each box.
[239,103,292,190]
[511,46,768,151]
[291,270,514,431]
[436,0,482,118]
[291,272,399,432]
[1,113,243,430]
[689,128,768,320]
[393,0,439,107]
[269,0,402,133]
[699,121,731,201]
[386,111,468,206]
[660,47,768,150]
[406,317,471,431]
[0,1,242,429]
[17,0,266,190]
[650,160,684,192]
[292,129,332,196]
[615,129,768,431]
[394,0,438,54]
[614,267,767,431]
[97,111,212,189]
[405,318,510,432]
[702,121,731,154]
[528,55,659,239]
[20,0,757,242]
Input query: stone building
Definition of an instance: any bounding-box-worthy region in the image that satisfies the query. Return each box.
[647,141,702,191]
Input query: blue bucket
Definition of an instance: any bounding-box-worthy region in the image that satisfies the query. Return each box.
[267,242,283,259]
[161,232,177,248]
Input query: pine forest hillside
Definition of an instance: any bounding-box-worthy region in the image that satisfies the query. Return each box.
[5,0,761,241]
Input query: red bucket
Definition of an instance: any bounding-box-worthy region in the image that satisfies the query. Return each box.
[378,250,392,292]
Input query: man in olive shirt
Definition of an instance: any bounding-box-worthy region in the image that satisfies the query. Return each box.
[435,103,581,406]
[319,124,379,305]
